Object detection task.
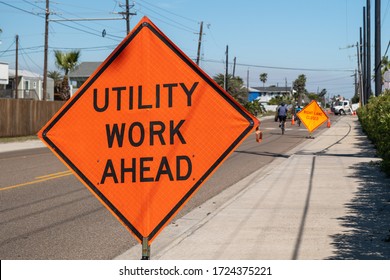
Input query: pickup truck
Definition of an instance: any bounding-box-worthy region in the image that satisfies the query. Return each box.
[331,100,353,115]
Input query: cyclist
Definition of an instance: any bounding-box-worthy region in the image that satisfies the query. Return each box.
[278,102,288,128]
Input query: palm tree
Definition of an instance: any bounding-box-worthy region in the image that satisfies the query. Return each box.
[259,73,268,89]
[293,74,307,106]
[54,49,80,100]
[48,70,63,100]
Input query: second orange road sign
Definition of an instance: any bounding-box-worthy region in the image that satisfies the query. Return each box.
[38,17,259,245]
[297,100,329,133]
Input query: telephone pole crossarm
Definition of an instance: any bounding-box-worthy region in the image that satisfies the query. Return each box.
[49,18,124,22]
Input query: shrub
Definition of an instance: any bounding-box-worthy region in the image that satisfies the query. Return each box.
[358,90,390,175]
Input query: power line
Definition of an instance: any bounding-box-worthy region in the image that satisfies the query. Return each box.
[136,1,197,33]
[22,0,44,11]
[0,1,124,41]
[0,40,16,58]
[312,75,354,83]
[51,1,128,37]
[19,42,43,72]
[201,58,355,73]
[138,0,198,24]
[50,16,124,40]
[0,1,42,17]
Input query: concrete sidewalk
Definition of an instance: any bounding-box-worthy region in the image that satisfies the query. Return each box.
[0,139,44,153]
[116,115,390,260]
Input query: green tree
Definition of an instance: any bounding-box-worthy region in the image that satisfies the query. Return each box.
[293,74,307,105]
[243,99,264,116]
[48,70,63,99]
[259,73,268,89]
[382,56,390,78]
[213,73,248,104]
[306,92,322,102]
[48,70,62,83]
[380,56,390,96]
[54,49,80,100]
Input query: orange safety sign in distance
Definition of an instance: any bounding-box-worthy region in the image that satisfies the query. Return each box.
[297,100,328,133]
[38,17,258,245]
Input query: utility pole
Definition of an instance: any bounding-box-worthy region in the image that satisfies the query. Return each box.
[357,42,364,106]
[15,35,19,99]
[125,0,130,34]
[119,1,136,34]
[354,70,358,99]
[363,7,367,105]
[285,77,288,98]
[225,45,228,91]
[246,68,249,94]
[196,21,203,65]
[43,0,49,101]
[375,0,381,96]
[232,57,236,78]
[52,2,135,35]
[366,0,372,99]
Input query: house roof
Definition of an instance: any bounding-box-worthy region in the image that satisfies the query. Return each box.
[69,62,101,78]
[251,86,292,92]
[9,69,43,79]
[8,69,54,82]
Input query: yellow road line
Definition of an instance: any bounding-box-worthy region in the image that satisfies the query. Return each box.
[0,171,73,192]
[35,170,72,179]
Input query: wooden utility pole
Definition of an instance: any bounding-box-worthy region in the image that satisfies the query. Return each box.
[15,35,19,99]
[196,21,203,65]
[357,42,364,106]
[126,0,130,34]
[43,0,49,101]
[225,45,228,91]
[375,0,381,96]
[232,57,236,77]
[366,0,371,99]
[246,68,249,94]
[119,0,136,34]
[363,7,367,105]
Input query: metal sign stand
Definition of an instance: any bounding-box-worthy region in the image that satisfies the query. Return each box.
[306,133,315,139]
[141,237,150,260]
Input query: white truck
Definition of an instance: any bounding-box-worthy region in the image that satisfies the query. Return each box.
[331,100,353,115]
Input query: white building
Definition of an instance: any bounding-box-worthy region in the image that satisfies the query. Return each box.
[384,71,390,90]
[0,69,54,100]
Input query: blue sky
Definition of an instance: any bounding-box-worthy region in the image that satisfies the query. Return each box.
[1,0,389,99]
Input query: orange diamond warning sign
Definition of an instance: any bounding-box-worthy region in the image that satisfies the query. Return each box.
[38,17,259,244]
[297,100,328,133]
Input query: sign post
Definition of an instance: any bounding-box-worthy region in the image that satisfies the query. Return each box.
[297,100,329,138]
[141,237,150,260]
[38,17,259,259]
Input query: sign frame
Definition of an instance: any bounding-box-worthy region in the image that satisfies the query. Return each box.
[38,17,258,248]
[296,100,328,134]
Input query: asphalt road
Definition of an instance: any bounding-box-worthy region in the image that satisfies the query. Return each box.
[0,117,332,259]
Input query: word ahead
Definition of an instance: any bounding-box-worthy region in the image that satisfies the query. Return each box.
[100,155,192,184]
